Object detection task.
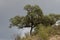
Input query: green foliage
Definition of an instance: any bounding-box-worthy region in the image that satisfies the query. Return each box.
[9,16,25,28]
[34,24,60,40]
[10,4,43,27]
[9,4,43,35]
[10,16,21,25]
[34,24,49,40]
[42,15,56,26]
[9,4,60,37]
[49,14,60,21]
[24,4,43,26]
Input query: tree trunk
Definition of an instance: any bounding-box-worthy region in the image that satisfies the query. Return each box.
[30,26,34,35]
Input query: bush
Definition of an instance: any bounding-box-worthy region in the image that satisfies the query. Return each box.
[34,24,60,40]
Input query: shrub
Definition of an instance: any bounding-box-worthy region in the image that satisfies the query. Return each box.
[34,24,60,40]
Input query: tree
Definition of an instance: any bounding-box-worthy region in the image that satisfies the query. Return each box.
[9,4,43,35]
[43,15,56,26]
[24,5,43,34]
[49,14,60,21]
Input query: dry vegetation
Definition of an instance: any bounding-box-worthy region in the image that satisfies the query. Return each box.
[15,24,60,40]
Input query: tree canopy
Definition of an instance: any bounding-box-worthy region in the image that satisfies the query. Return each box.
[9,4,58,35]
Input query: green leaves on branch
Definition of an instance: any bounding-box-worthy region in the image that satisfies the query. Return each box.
[9,4,60,35]
[9,4,43,35]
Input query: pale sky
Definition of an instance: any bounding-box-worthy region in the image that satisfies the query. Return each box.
[0,0,60,40]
